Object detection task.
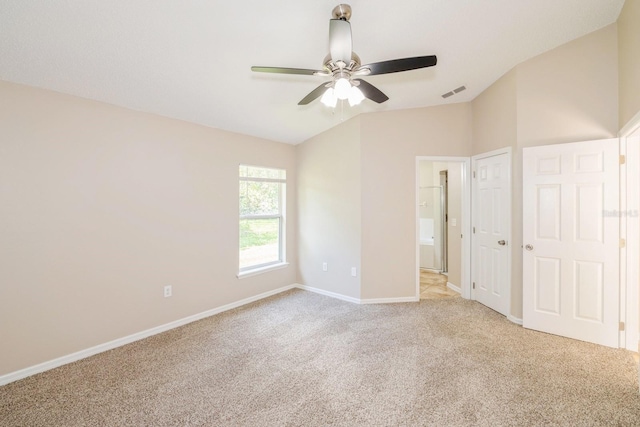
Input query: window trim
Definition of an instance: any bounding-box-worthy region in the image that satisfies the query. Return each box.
[236,261,289,279]
[238,165,287,275]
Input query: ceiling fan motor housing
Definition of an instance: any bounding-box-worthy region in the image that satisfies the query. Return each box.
[322,52,361,73]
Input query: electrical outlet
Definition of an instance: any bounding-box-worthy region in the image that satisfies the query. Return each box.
[351,267,357,277]
[164,285,172,298]
[322,262,328,272]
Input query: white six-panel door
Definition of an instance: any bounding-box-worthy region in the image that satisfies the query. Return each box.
[472,151,511,316]
[523,138,619,348]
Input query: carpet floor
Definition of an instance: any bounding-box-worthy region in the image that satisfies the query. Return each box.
[1,289,639,426]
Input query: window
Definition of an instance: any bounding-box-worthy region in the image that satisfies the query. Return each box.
[239,165,286,273]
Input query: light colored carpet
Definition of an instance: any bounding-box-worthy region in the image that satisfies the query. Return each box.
[1,289,639,426]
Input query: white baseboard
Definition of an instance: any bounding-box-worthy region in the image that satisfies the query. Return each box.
[294,284,360,304]
[0,284,296,386]
[295,284,419,304]
[507,314,523,325]
[446,282,461,294]
[0,283,426,385]
[359,296,420,304]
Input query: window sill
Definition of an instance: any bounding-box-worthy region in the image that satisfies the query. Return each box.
[237,262,289,279]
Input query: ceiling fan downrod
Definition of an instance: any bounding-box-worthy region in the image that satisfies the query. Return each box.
[331,4,352,21]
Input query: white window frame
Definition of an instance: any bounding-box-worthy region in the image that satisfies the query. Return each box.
[238,165,287,277]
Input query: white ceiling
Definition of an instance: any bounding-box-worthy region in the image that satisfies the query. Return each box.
[0,1,625,144]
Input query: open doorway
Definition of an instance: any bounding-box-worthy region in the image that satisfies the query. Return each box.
[415,157,471,301]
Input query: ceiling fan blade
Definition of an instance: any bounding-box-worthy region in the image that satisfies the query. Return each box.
[329,19,352,65]
[353,79,389,104]
[359,55,437,75]
[298,83,330,105]
[251,66,321,76]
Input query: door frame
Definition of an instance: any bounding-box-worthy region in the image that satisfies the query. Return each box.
[619,112,640,352]
[415,156,471,300]
[471,147,512,318]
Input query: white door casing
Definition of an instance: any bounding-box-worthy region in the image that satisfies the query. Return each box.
[620,129,640,352]
[472,149,511,316]
[522,138,619,348]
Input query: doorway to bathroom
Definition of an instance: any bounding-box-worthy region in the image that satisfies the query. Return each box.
[415,157,471,300]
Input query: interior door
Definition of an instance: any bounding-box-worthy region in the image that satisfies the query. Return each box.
[522,138,619,348]
[472,150,511,316]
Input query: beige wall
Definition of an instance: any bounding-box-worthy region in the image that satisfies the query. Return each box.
[360,104,472,299]
[0,81,297,376]
[471,69,518,156]
[296,118,361,299]
[618,0,640,128]
[516,24,619,148]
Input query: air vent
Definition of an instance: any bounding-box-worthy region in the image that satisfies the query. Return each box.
[442,85,467,98]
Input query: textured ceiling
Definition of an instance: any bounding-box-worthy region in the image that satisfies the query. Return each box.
[0,1,626,144]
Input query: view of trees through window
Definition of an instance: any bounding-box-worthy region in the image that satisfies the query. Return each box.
[239,165,285,271]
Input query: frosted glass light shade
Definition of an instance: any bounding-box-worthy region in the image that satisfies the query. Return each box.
[348,86,365,106]
[334,78,351,100]
[320,87,337,107]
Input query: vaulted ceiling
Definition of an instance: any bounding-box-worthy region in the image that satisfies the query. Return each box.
[0,1,625,144]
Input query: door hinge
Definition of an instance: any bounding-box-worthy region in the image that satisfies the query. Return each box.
[473,226,476,234]
[473,171,476,178]
[473,282,476,289]
[620,155,626,165]
[621,238,626,248]
[620,321,625,332]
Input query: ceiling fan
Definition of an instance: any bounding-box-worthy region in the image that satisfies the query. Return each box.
[251,4,437,107]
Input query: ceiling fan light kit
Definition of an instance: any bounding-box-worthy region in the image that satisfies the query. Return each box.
[321,88,338,108]
[251,4,437,108]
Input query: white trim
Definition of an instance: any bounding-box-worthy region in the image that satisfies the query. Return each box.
[446,282,461,294]
[415,156,472,302]
[359,296,420,304]
[238,177,285,184]
[0,284,296,386]
[619,114,640,353]
[507,315,523,325]
[294,284,361,304]
[621,131,640,352]
[618,110,640,138]
[296,284,419,304]
[620,136,628,348]
[237,262,289,279]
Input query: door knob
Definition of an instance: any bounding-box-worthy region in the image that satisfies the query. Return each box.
[525,244,533,251]
[498,240,507,246]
